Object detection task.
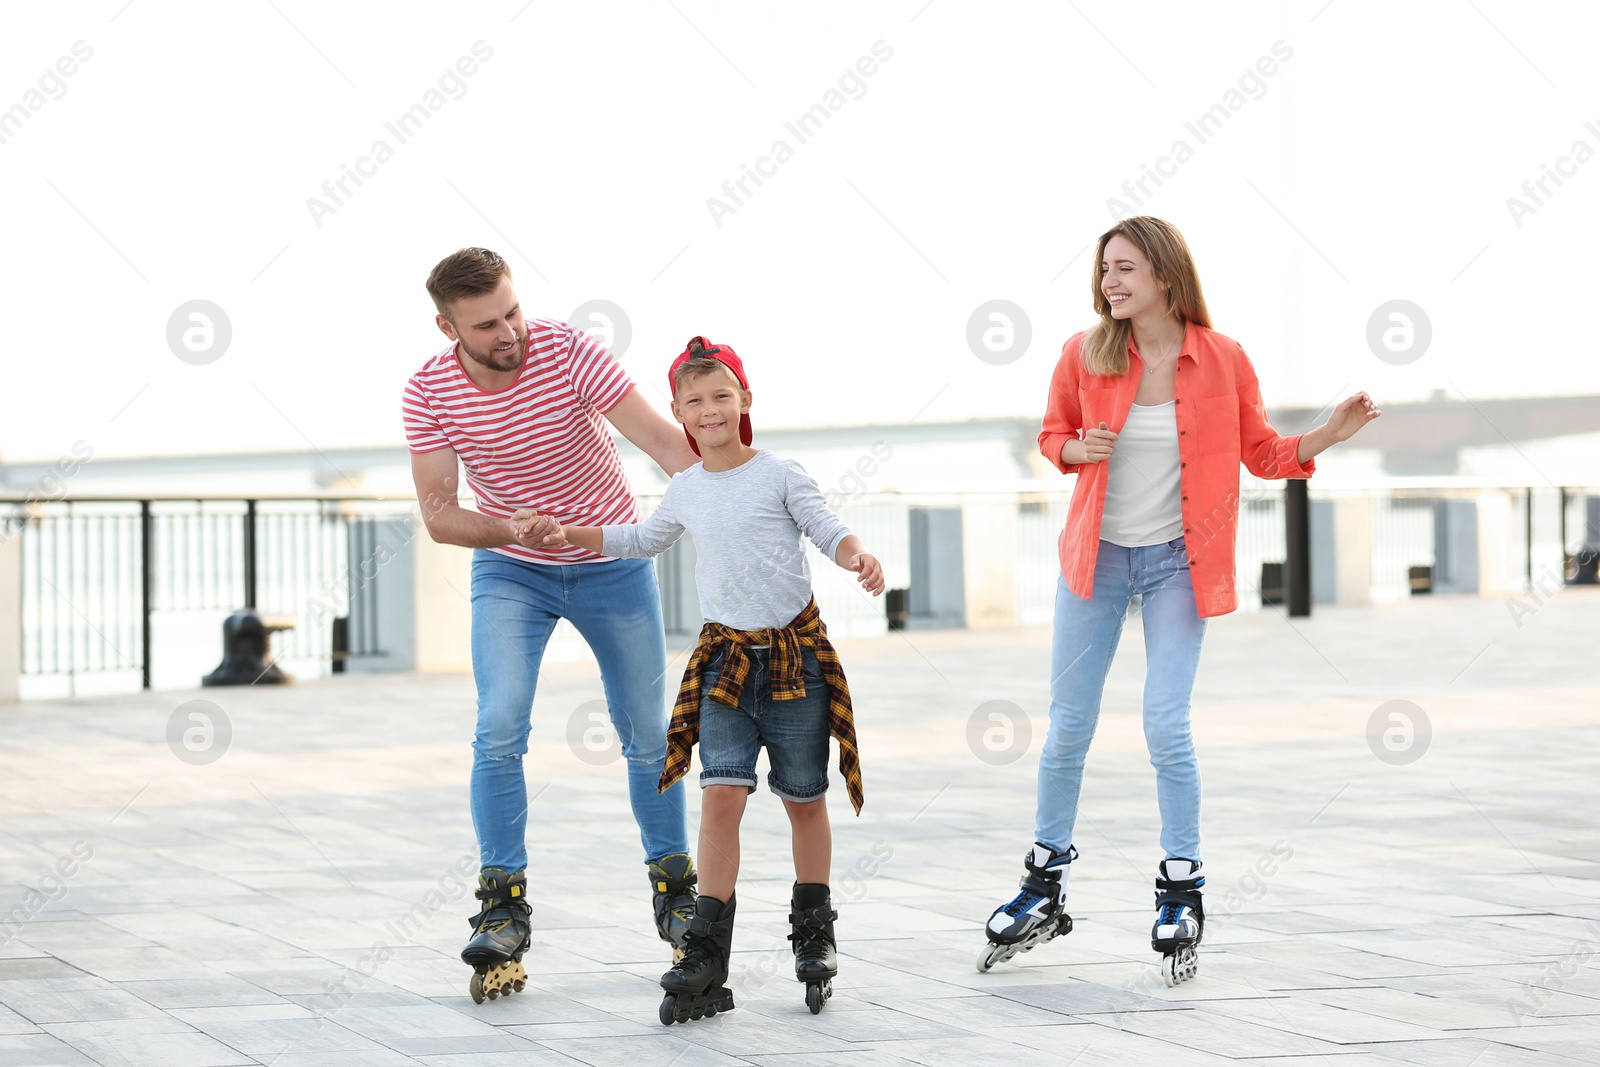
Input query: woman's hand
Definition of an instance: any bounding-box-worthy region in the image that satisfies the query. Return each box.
[1325,392,1381,442]
[1082,422,1118,462]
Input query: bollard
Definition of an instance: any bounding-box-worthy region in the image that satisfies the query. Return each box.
[885,588,908,631]
[1570,546,1600,585]
[202,611,295,686]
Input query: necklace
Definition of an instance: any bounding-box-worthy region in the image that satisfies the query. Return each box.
[1139,331,1183,375]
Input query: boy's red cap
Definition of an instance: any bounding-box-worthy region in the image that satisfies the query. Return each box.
[667,336,753,457]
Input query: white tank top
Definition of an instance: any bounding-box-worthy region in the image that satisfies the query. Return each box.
[1099,401,1184,547]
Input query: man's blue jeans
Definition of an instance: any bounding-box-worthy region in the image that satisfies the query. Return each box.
[1035,537,1209,861]
[469,551,688,872]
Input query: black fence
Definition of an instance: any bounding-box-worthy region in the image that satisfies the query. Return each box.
[4,495,396,693]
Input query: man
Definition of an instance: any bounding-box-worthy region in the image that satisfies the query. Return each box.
[404,247,699,1001]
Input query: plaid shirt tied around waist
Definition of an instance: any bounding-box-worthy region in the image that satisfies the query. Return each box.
[658,597,864,815]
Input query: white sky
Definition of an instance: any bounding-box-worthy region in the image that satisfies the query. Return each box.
[2,0,1596,463]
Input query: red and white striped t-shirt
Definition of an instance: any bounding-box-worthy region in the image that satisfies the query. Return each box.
[402,318,639,564]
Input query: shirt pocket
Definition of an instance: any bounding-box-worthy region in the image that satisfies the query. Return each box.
[1196,394,1241,456]
[1081,387,1120,432]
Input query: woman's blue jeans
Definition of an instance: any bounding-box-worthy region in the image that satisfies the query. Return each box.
[1035,537,1208,861]
[469,551,688,872]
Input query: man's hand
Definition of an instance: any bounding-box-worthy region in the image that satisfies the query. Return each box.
[849,553,885,596]
[508,509,561,548]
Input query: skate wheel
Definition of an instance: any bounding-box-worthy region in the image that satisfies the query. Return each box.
[486,985,499,1000]
[512,979,525,993]
[500,982,514,997]
[1161,947,1199,987]
[704,1006,718,1019]
[659,994,676,1026]
[469,972,486,1005]
[806,983,824,1014]
[976,942,1007,972]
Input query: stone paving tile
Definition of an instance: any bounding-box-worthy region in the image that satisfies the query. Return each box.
[2,594,1598,1065]
[180,1015,390,1058]
[501,1019,657,1042]
[411,1051,592,1067]
[42,1020,254,1067]
[263,1053,421,1067]
[1238,1057,1381,1067]
[518,1034,758,1066]
[1125,1002,1388,1056]
[0,957,87,982]
[743,1054,926,1067]
[0,1032,100,1066]
[1386,971,1600,1021]
[1344,1037,1590,1066]
[977,978,1190,1018]
[381,1033,573,1059]
[1198,995,1450,1044]
[867,1027,1244,1067]
[884,992,1091,1030]
[0,980,170,1025]
[119,976,290,1011]
[1305,985,1554,1031]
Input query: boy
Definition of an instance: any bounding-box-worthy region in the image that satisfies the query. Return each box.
[526,336,882,1022]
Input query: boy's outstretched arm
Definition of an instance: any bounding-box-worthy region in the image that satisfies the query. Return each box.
[540,523,603,554]
[833,534,884,596]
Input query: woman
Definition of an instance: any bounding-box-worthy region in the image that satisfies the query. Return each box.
[979,216,1379,985]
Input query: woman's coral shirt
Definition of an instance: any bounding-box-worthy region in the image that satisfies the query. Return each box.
[1038,322,1314,618]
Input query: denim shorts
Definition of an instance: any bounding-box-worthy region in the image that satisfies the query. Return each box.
[697,645,831,803]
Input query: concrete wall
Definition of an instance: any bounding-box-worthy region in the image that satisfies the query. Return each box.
[908,506,965,629]
[1433,499,1480,595]
[0,534,20,704]
[963,499,1017,629]
[1332,497,1373,606]
[1476,490,1513,598]
[346,517,473,674]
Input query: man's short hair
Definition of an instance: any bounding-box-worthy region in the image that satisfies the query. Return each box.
[425,247,510,319]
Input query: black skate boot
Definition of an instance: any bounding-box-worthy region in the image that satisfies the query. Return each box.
[1152,857,1205,987]
[461,867,532,1003]
[658,893,736,1025]
[979,843,1077,971]
[648,853,698,962]
[788,882,838,1014]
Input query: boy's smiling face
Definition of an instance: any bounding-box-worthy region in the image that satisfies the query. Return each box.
[671,365,751,456]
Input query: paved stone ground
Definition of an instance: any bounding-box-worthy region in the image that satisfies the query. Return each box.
[1,588,1598,1066]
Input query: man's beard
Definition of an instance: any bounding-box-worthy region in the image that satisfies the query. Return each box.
[458,330,525,373]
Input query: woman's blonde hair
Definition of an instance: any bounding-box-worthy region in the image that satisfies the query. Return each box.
[1081,217,1211,377]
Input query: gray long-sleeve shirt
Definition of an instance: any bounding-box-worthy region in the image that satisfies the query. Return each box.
[601,450,853,631]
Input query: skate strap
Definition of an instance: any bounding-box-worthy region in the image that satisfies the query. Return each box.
[1154,874,1205,893]
[686,912,734,938]
[650,855,699,893]
[1153,885,1205,919]
[788,905,838,927]
[475,880,526,905]
[1025,843,1078,875]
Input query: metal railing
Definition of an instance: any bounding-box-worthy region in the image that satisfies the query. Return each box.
[5,494,404,695]
[9,483,1595,696]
